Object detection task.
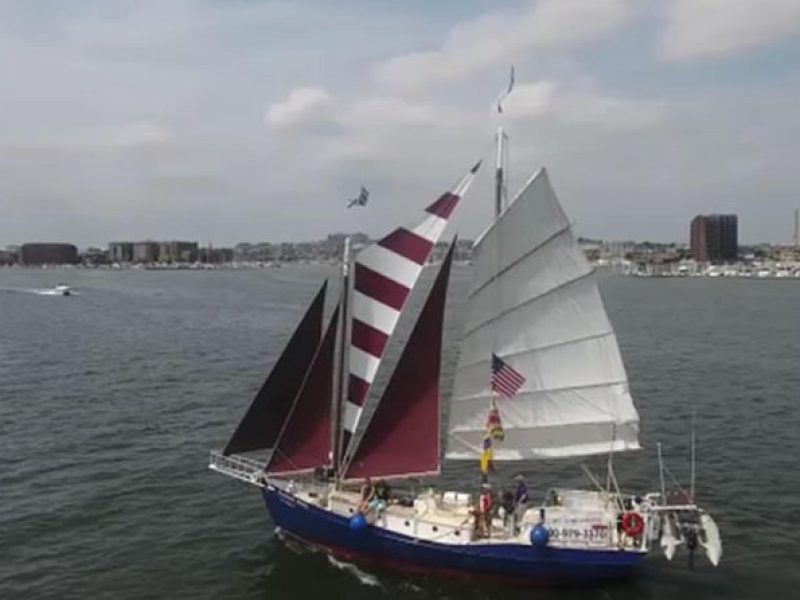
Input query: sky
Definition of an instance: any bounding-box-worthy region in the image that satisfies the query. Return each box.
[1,0,800,247]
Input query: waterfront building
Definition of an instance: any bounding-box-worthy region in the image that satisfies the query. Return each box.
[158,241,198,263]
[19,243,79,265]
[690,214,738,262]
[0,250,16,265]
[200,247,234,263]
[108,242,134,263]
[132,241,159,263]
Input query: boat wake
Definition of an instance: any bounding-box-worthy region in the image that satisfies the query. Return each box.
[274,527,382,588]
[0,287,76,296]
[326,555,382,588]
[30,288,78,296]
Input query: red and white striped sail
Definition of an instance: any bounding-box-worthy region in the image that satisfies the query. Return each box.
[343,241,455,480]
[341,163,480,455]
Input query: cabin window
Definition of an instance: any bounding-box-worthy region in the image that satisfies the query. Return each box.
[432,526,438,532]
[454,530,460,536]
[348,508,353,514]
[404,521,410,527]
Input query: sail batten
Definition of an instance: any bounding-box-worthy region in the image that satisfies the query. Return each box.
[446,168,639,461]
[457,331,618,371]
[462,270,602,340]
[468,223,572,299]
[450,377,631,404]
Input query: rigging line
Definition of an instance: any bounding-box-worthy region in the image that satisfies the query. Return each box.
[457,330,617,371]
[463,263,595,339]
[469,222,572,299]
[266,448,306,474]
[662,463,691,500]
[265,305,338,473]
[581,463,605,493]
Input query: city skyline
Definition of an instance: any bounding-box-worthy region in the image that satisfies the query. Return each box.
[1,1,800,246]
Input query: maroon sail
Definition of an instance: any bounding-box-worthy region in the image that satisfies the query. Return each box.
[267,304,339,475]
[223,282,326,456]
[344,242,455,480]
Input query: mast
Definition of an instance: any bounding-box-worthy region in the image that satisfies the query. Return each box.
[494,66,513,218]
[494,126,507,218]
[332,236,351,477]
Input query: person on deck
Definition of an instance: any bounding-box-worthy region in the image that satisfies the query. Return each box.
[513,474,529,533]
[477,483,494,538]
[358,477,374,513]
[369,479,390,516]
[501,488,515,531]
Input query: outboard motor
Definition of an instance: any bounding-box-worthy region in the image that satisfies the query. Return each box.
[686,526,698,568]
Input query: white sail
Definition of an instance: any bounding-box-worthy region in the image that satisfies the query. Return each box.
[446,168,640,460]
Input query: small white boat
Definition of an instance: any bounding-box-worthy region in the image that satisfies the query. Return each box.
[51,284,73,296]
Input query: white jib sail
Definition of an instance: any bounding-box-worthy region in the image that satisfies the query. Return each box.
[446,168,640,460]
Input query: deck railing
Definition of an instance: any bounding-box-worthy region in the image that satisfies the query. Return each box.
[208,450,266,487]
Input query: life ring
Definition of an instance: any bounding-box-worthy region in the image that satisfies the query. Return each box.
[621,512,644,537]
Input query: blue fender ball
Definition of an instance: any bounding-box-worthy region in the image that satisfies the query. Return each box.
[349,513,367,532]
[530,523,550,548]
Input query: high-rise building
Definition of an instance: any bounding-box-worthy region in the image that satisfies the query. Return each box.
[19,243,79,265]
[690,214,738,262]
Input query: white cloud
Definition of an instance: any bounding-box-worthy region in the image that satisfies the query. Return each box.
[92,122,173,148]
[659,0,800,61]
[264,87,335,129]
[553,91,665,130]
[501,82,557,117]
[503,81,664,130]
[1,0,798,247]
[0,121,172,150]
[347,97,437,127]
[374,0,637,89]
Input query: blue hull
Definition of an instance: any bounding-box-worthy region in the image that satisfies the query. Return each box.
[262,486,644,586]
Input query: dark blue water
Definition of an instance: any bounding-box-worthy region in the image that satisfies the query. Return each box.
[1,268,799,599]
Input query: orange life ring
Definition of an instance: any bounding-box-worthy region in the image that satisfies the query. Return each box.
[621,512,644,537]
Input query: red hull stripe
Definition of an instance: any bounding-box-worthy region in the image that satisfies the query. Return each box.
[350,319,389,358]
[425,192,460,219]
[347,374,370,407]
[377,228,433,265]
[353,263,409,311]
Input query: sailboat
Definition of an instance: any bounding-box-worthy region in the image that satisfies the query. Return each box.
[209,129,722,585]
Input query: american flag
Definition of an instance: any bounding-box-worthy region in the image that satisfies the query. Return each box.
[491,353,526,398]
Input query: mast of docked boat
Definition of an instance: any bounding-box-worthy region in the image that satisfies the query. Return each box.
[331,237,351,483]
